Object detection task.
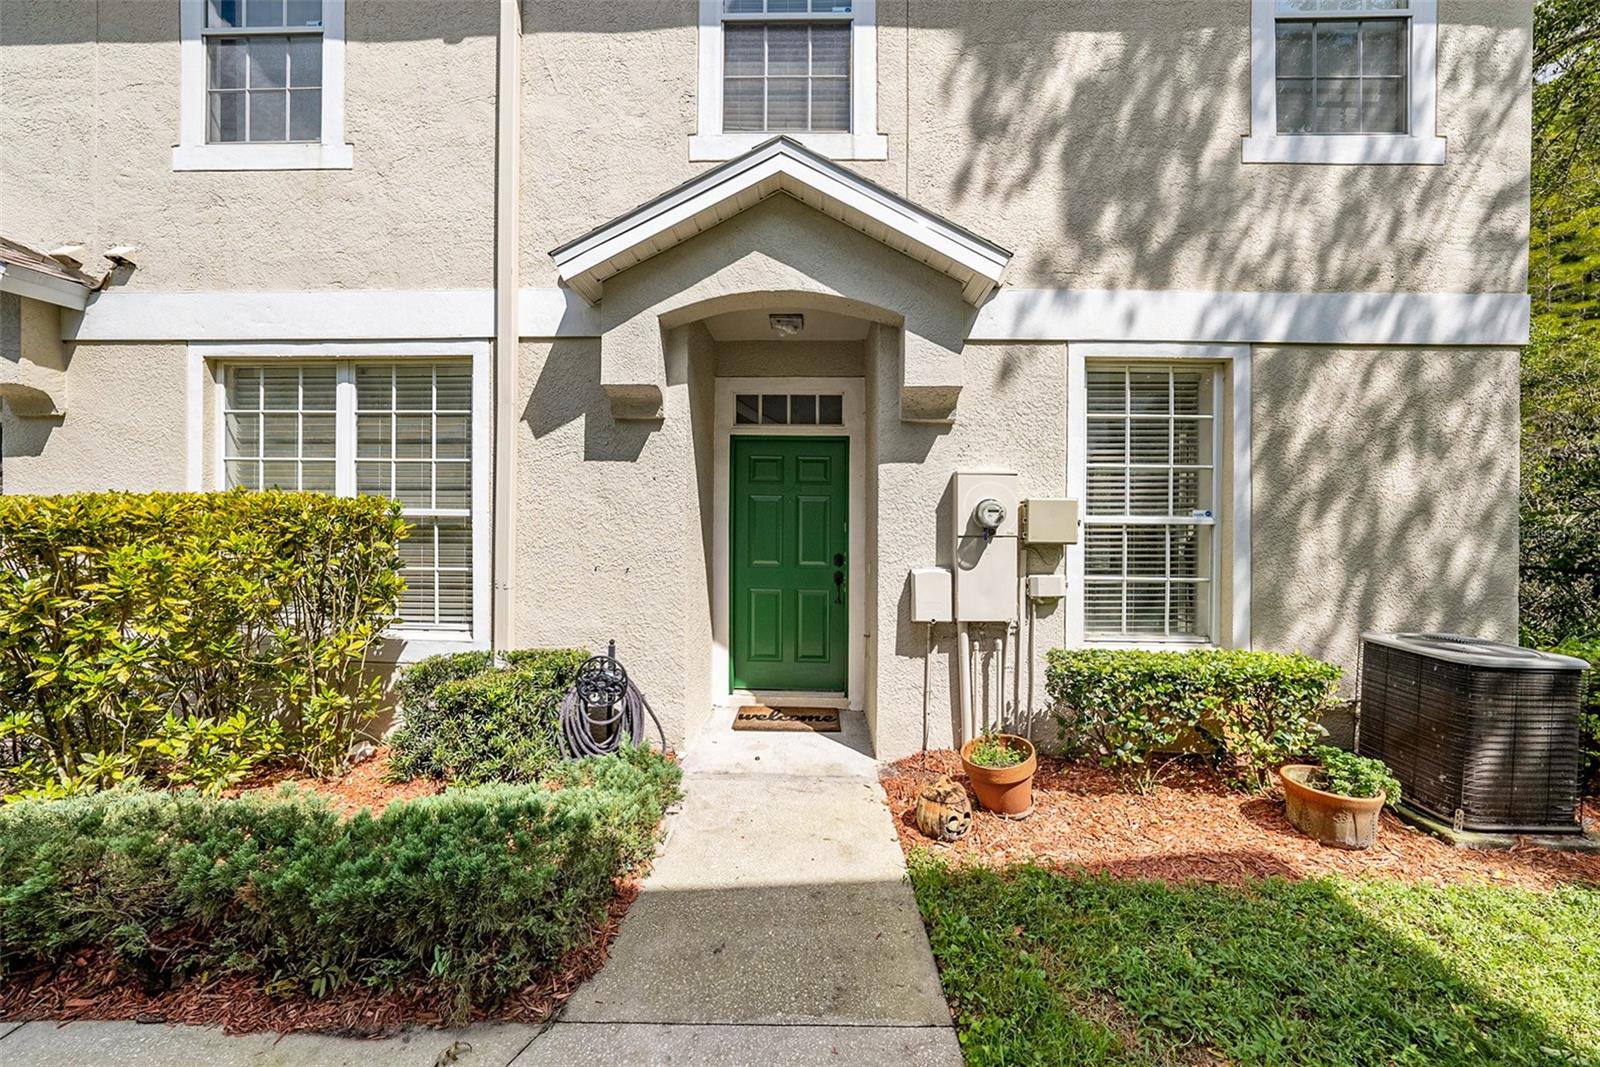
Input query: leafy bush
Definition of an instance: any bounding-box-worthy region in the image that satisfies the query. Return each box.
[0,491,406,799]
[968,733,1026,769]
[1548,635,1600,788]
[1310,745,1401,808]
[0,746,681,1019]
[1046,649,1342,791]
[387,648,589,785]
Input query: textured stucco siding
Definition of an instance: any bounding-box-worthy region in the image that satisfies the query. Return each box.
[0,342,188,494]
[522,0,1529,296]
[0,0,497,291]
[1250,345,1521,685]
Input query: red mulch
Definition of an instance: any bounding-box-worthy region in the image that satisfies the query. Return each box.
[0,751,652,1037]
[883,750,1600,891]
[226,746,443,817]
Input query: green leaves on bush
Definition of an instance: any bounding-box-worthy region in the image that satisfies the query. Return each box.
[0,746,682,1019]
[1548,635,1600,787]
[388,649,589,786]
[1046,648,1342,791]
[0,490,406,799]
[1311,745,1401,807]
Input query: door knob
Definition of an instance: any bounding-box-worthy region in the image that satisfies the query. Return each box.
[833,569,845,604]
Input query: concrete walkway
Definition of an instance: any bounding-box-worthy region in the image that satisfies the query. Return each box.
[0,711,961,1066]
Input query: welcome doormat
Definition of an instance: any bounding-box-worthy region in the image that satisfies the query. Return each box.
[732,705,841,733]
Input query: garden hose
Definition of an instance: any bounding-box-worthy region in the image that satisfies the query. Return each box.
[557,652,667,759]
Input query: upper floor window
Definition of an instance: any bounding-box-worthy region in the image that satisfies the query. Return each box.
[1243,0,1446,164]
[204,1,325,144]
[691,0,887,161]
[723,2,852,134]
[174,0,353,171]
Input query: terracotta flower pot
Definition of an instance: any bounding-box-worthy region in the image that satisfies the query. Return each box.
[1279,764,1385,850]
[960,734,1038,817]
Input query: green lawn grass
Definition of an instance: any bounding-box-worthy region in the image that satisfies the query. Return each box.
[908,854,1600,1066]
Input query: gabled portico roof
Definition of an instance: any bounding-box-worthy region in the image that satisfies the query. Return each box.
[550,136,1012,307]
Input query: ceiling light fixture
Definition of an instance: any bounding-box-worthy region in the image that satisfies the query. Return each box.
[768,313,805,336]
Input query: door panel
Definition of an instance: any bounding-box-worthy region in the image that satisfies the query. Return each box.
[731,436,849,692]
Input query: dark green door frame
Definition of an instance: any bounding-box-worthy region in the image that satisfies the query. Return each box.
[729,435,850,692]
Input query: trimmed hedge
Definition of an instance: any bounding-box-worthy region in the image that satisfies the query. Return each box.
[0,490,406,797]
[0,746,680,1018]
[387,648,589,786]
[1046,648,1342,790]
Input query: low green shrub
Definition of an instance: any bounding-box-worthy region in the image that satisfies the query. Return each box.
[0,746,680,1019]
[1046,648,1342,791]
[1310,745,1401,807]
[0,490,406,799]
[1547,636,1600,788]
[387,648,589,785]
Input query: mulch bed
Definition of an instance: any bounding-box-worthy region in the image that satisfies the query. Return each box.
[0,751,652,1037]
[883,750,1600,891]
[227,745,443,817]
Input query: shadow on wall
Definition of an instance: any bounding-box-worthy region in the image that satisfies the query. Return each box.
[524,339,653,463]
[913,1,1528,296]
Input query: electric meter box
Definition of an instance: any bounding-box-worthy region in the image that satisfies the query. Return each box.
[950,471,1020,622]
[909,567,953,623]
[1022,498,1079,544]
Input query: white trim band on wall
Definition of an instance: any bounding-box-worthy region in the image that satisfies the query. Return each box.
[65,287,1530,347]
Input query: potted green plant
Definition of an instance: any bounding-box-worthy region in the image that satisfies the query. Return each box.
[1279,745,1402,850]
[959,732,1037,817]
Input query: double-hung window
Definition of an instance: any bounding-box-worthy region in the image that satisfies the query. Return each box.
[692,0,886,161]
[222,360,475,636]
[1081,366,1219,643]
[175,0,353,170]
[1243,0,1445,164]
[204,1,325,144]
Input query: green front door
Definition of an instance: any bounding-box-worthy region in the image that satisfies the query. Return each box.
[730,435,849,692]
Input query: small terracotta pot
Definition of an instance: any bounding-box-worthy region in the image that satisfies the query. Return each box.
[960,734,1038,817]
[1279,764,1385,850]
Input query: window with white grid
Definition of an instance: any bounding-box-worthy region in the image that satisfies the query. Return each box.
[722,0,853,133]
[223,360,474,633]
[355,364,473,631]
[204,0,325,144]
[1082,365,1218,642]
[1274,0,1409,135]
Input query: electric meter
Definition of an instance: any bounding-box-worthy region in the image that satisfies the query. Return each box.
[973,497,1006,531]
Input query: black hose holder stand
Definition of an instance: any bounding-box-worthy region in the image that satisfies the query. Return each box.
[557,638,667,759]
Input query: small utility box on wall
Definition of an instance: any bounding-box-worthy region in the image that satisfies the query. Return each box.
[909,566,952,623]
[1022,498,1079,544]
[950,471,1019,622]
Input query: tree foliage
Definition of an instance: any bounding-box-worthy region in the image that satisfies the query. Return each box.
[1524,1,1600,645]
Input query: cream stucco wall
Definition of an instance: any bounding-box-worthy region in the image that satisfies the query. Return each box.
[523,1,1530,296]
[1,1,497,291]
[0,342,188,494]
[1250,345,1521,683]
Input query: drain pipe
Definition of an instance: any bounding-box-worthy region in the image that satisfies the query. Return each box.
[956,622,973,745]
[491,0,522,651]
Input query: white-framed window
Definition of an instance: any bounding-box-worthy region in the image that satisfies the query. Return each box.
[1081,365,1220,643]
[1242,0,1446,164]
[1066,344,1253,651]
[220,357,479,640]
[175,0,353,170]
[691,0,887,161]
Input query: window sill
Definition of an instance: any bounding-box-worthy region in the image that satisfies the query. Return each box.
[689,130,888,162]
[172,141,355,172]
[1083,639,1217,652]
[1241,133,1447,165]
[371,630,486,665]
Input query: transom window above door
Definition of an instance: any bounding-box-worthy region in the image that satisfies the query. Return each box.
[734,392,844,425]
[691,0,887,161]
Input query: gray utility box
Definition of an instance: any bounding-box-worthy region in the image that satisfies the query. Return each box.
[1358,632,1590,836]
